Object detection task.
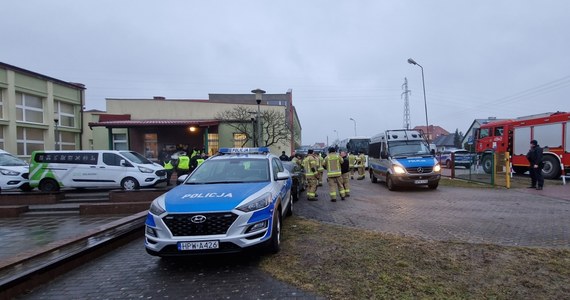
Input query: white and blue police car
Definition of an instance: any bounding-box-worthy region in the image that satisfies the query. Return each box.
[145,147,293,256]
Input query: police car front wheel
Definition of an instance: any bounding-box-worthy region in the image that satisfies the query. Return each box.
[266,212,282,254]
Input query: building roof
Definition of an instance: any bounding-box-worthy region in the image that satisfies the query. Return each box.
[432,134,456,147]
[0,61,85,90]
[413,125,449,137]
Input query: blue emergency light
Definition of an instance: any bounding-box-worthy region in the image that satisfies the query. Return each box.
[218,147,270,154]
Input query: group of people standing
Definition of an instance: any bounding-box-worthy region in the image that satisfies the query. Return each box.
[158,147,208,186]
[292,147,366,202]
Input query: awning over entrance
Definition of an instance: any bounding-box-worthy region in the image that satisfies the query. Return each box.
[88,119,219,129]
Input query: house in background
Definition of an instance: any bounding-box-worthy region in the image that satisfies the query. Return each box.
[413,125,449,142]
[432,134,460,152]
[0,62,85,158]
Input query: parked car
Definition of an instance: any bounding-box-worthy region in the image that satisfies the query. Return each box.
[282,161,306,202]
[0,150,32,192]
[145,147,293,257]
[437,149,474,168]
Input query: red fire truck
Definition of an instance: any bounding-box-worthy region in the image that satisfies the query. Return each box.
[475,111,570,179]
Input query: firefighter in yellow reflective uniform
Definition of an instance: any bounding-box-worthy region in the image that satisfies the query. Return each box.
[340,151,350,197]
[348,152,357,179]
[316,153,325,186]
[357,151,366,180]
[303,149,319,201]
[324,147,345,201]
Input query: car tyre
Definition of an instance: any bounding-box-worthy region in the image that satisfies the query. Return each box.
[39,178,60,192]
[428,182,439,190]
[370,170,378,183]
[481,155,493,174]
[121,177,140,191]
[19,183,33,192]
[266,212,282,254]
[386,175,397,191]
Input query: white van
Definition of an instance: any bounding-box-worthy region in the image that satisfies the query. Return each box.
[29,150,167,192]
[0,149,32,192]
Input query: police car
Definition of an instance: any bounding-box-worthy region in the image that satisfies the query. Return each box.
[145,147,293,256]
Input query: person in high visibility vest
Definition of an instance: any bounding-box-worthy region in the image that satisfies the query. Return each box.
[323,147,345,202]
[196,152,207,166]
[163,158,175,186]
[303,149,319,201]
[177,152,190,176]
[348,152,357,180]
[357,151,366,180]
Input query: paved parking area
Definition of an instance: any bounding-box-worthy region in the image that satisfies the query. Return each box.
[17,177,570,299]
[296,178,570,248]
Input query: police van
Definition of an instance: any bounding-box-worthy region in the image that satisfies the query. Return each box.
[368,129,441,190]
[0,149,32,192]
[145,147,293,256]
[29,150,167,192]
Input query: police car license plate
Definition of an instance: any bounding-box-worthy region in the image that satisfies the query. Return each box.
[178,241,219,251]
[414,179,428,184]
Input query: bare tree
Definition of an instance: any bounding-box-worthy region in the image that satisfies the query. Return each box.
[215,106,255,147]
[215,106,291,147]
[260,109,290,147]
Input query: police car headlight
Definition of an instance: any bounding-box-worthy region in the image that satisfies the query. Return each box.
[433,164,442,172]
[0,169,20,176]
[149,200,166,215]
[237,193,272,212]
[138,166,154,173]
[393,165,406,174]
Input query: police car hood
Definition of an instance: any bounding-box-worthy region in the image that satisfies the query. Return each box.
[164,182,271,212]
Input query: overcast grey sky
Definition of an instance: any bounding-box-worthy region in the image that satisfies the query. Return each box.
[2,1,569,146]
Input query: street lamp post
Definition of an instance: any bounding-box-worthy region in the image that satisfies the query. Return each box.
[54,115,60,150]
[407,58,430,143]
[251,88,266,147]
[349,117,357,136]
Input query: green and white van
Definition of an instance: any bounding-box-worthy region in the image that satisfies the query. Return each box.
[29,150,167,192]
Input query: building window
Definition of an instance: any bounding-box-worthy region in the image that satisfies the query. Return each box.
[113,133,128,150]
[208,133,219,155]
[144,133,157,159]
[0,89,4,119]
[16,92,44,124]
[0,126,4,149]
[55,101,75,127]
[59,131,77,150]
[17,127,44,156]
[233,133,247,148]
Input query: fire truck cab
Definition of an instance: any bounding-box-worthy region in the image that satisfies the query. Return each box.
[475,112,570,179]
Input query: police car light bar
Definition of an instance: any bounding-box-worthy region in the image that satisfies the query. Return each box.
[218,147,270,154]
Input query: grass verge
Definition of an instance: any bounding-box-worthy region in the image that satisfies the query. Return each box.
[260,216,570,299]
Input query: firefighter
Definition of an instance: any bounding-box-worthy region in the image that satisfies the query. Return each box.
[316,152,325,186]
[340,151,351,197]
[323,147,345,201]
[357,150,366,180]
[348,152,357,179]
[303,149,319,201]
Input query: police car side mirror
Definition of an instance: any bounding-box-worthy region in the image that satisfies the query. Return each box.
[276,170,290,181]
[430,149,436,156]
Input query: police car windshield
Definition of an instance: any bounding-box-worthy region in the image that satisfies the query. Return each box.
[186,158,270,184]
[120,151,153,164]
[388,141,431,157]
